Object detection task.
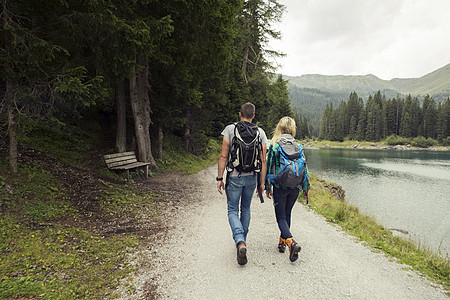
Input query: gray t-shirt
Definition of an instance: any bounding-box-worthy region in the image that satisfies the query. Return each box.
[221,123,268,177]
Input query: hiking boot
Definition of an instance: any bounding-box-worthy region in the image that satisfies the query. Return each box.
[236,241,247,265]
[278,237,286,253]
[286,238,301,262]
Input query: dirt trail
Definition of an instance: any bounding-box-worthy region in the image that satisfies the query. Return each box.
[119,165,447,299]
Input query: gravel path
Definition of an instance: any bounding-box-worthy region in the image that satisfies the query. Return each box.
[120,165,447,299]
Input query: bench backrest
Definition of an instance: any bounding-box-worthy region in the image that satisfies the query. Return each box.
[103,151,138,168]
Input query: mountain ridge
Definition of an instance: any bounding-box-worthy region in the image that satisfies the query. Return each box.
[284,63,450,99]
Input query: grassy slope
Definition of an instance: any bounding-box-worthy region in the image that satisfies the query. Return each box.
[0,120,220,299]
[0,121,448,299]
[0,121,151,299]
[284,63,450,97]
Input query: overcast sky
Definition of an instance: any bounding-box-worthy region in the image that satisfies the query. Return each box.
[267,0,450,80]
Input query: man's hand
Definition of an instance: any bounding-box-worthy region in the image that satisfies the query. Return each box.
[218,180,225,194]
[265,189,272,199]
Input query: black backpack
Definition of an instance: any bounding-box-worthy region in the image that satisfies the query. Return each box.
[227,121,262,174]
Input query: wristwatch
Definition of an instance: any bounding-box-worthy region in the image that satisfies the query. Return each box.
[216,177,223,181]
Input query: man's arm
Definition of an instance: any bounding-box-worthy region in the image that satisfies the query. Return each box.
[217,136,230,194]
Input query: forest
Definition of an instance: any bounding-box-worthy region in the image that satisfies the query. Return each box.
[318,91,450,146]
[1,0,302,173]
[288,85,349,137]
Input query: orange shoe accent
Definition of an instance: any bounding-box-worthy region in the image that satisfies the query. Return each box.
[285,237,293,250]
[286,237,301,262]
[278,237,286,253]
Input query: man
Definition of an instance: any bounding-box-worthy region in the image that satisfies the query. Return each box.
[217,102,267,265]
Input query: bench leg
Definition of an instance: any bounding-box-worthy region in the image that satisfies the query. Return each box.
[144,165,149,178]
[126,170,130,181]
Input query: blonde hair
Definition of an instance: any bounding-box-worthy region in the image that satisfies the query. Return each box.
[271,116,296,146]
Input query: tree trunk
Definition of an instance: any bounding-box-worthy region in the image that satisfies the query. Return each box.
[129,54,158,170]
[184,107,192,152]
[242,5,256,84]
[3,1,17,172]
[115,79,127,152]
[157,125,163,160]
[6,80,18,172]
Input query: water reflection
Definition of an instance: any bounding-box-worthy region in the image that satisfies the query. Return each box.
[304,147,450,256]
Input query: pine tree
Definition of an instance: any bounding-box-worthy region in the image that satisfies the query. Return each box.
[411,96,422,137]
[347,92,360,138]
[391,96,403,136]
[337,100,349,139]
[382,99,393,137]
[1,0,112,171]
[421,95,437,138]
[293,113,310,139]
[349,116,357,140]
[400,111,413,138]
[436,98,450,141]
[355,107,367,141]
[365,95,382,141]
[333,101,345,141]
[329,106,339,141]
[302,116,311,138]
[319,104,331,140]
[267,75,293,131]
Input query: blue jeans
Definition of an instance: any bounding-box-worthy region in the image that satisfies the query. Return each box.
[226,175,257,245]
[273,187,300,239]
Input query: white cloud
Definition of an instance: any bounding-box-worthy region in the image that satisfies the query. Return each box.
[268,0,450,79]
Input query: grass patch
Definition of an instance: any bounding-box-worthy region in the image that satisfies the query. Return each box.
[0,161,154,299]
[95,181,158,219]
[155,134,220,175]
[0,160,71,224]
[301,139,373,148]
[18,119,98,168]
[0,215,139,299]
[306,172,449,292]
[0,119,158,298]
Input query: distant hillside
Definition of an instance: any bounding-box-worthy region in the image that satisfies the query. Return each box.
[389,63,450,97]
[285,63,450,100]
[285,63,450,137]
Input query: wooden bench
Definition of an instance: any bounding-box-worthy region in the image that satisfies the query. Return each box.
[103,151,150,180]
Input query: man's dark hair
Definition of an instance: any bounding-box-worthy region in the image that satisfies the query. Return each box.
[240,102,255,119]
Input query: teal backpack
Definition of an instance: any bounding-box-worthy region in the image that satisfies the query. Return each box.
[268,139,307,188]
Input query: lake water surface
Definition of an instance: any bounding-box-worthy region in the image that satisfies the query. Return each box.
[303,147,450,256]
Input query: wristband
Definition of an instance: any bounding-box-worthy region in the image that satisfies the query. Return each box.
[216,177,223,181]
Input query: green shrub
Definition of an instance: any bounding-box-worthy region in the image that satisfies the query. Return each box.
[385,135,410,146]
[411,136,435,148]
[426,137,438,147]
[205,138,220,156]
[441,136,450,146]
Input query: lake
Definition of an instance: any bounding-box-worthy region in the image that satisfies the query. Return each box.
[303,147,450,256]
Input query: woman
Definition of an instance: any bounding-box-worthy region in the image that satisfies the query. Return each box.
[265,116,309,262]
